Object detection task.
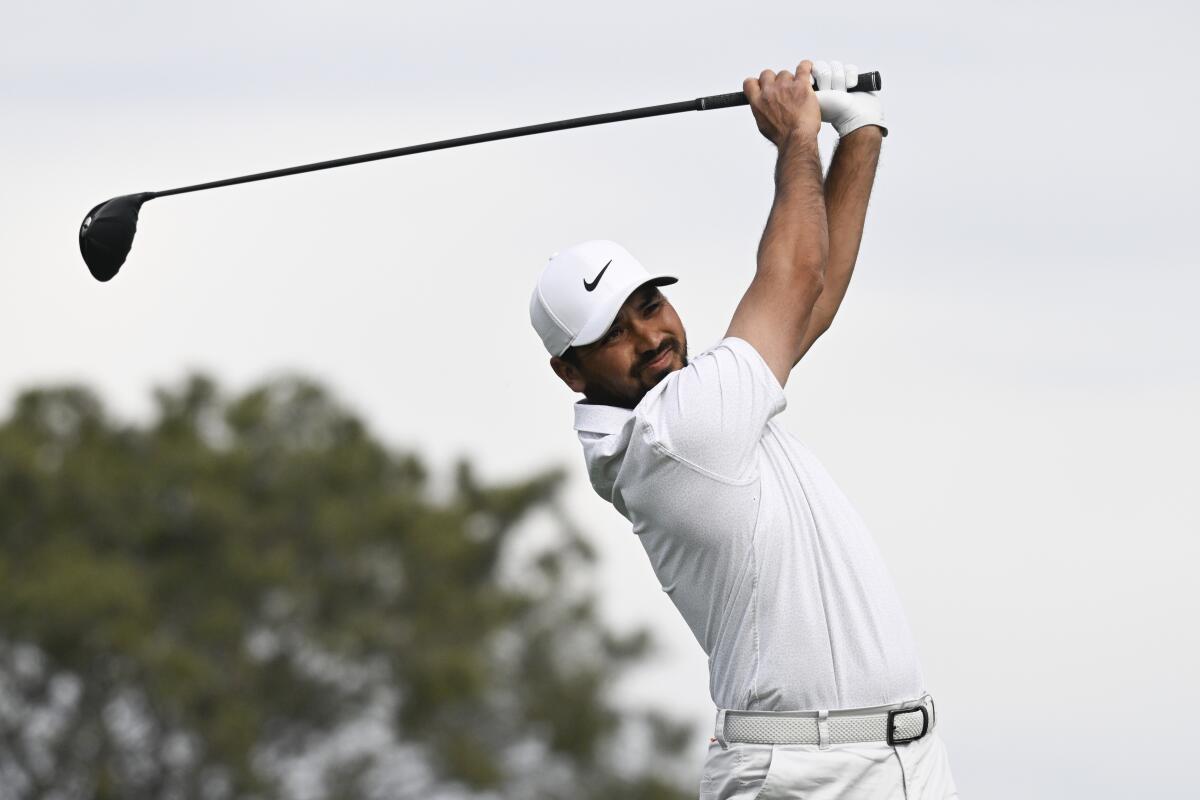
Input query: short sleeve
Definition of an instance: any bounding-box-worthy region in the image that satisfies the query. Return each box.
[639,336,787,483]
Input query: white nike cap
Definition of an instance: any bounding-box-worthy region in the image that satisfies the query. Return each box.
[529,240,678,357]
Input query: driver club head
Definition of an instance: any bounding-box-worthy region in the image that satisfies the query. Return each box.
[79,192,154,282]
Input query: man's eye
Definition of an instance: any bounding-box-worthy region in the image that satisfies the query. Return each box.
[604,328,620,342]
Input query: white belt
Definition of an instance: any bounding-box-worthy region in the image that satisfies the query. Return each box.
[713,693,935,749]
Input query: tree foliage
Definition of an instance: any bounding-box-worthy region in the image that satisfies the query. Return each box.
[0,375,693,799]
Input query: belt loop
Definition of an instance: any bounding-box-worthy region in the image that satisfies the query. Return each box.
[714,709,729,750]
[927,694,937,729]
[817,709,830,750]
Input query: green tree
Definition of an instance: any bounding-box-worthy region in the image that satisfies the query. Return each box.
[0,375,694,799]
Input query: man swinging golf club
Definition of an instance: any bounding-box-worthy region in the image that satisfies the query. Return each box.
[529,60,960,799]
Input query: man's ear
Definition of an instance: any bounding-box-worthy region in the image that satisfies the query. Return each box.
[549,355,587,394]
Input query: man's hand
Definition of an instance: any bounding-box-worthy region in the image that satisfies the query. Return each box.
[743,60,823,148]
[812,60,887,138]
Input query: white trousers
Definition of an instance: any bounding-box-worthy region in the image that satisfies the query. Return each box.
[698,727,960,799]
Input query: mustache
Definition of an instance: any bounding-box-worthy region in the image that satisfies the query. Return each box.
[639,342,675,369]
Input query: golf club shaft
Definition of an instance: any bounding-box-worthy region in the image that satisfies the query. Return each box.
[151,71,881,200]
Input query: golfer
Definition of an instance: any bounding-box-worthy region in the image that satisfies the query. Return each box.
[529,60,959,799]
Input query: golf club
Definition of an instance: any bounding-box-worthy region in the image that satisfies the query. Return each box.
[79,71,882,282]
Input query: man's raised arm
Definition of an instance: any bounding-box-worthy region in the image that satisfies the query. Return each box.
[725,60,829,390]
[798,60,887,354]
[800,126,882,350]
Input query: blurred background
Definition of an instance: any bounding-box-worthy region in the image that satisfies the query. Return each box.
[2,1,1197,797]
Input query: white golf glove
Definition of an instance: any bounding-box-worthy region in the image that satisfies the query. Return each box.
[813,60,887,138]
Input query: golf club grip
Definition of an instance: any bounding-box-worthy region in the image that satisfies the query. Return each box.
[698,70,881,111]
[851,70,882,91]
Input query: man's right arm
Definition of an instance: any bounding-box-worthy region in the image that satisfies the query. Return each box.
[725,61,828,390]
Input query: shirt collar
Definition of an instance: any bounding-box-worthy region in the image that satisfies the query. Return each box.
[572,399,634,435]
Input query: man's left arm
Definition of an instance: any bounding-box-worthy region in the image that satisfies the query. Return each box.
[796,124,882,355]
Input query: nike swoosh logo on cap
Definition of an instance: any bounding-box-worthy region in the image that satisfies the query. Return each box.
[583,260,612,292]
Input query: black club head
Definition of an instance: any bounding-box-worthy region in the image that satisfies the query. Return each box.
[79,192,154,282]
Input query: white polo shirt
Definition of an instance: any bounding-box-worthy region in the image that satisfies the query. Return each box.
[573,336,925,712]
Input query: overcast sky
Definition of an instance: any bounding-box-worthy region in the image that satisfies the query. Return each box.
[3,1,1198,796]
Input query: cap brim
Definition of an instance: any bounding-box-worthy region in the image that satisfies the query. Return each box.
[569,274,679,350]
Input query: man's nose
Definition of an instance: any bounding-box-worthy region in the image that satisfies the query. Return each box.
[629,318,667,355]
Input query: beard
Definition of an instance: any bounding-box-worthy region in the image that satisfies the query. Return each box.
[583,340,689,409]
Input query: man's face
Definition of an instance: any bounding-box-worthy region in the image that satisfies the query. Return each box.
[550,283,688,409]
